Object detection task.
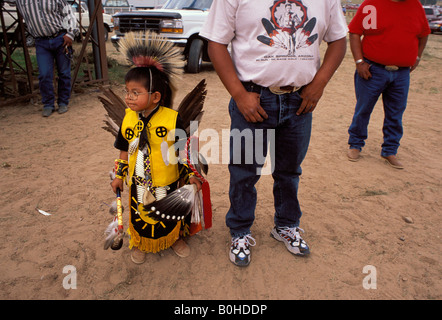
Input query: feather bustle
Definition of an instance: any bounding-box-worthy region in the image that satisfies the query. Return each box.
[98,87,127,137]
[176,79,207,135]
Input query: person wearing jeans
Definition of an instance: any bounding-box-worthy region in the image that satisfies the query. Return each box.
[15,0,78,117]
[346,0,430,169]
[226,87,312,239]
[200,0,347,267]
[35,33,73,116]
[348,59,411,160]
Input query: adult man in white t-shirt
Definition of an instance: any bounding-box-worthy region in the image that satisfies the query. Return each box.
[200,0,347,267]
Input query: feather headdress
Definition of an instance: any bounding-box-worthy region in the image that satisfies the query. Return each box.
[119,31,184,78]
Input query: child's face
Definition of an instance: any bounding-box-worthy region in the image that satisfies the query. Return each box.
[124,80,160,114]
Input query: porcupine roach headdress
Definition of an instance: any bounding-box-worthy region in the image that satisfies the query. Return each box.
[119,31,184,76]
[99,31,212,250]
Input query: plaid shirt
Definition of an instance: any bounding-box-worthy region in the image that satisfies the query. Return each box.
[14,0,78,40]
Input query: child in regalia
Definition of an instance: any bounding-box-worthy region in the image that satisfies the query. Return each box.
[110,33,202,264]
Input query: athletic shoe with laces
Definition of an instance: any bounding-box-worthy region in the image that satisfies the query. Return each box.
[229,234,256,267]
[271,226,310,256]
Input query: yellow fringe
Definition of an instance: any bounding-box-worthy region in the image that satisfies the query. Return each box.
[128,220,181,253]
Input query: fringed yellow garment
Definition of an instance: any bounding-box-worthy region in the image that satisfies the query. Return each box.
[128,219,182,253]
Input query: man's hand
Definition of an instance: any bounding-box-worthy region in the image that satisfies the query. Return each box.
[62,34,73,48]
[356,61,372,80]
[235,91,268,123]
[298,79,326,115]
[410,58,420,72]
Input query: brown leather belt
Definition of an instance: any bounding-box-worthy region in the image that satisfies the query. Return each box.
[365,59,407,72]
[269,85,301,94]
[242,82,303,95]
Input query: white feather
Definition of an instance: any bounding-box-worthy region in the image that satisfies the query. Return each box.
[104,216,119,250]
[37,208,51,216]
[128,137,139,155]
[135,148,146,202]
[191,187,202,224]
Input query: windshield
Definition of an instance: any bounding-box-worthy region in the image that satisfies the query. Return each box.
[163,0,213,10]
[104,0,130,6]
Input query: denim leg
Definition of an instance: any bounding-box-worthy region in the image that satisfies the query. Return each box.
[226,95,274,237]
[226,89,310,236]
[227,161,261,237]
[381,69,410,157]
[348,66,387,150]
[272,92,311,228]
[54,35,72,106]
[35,38,55,110]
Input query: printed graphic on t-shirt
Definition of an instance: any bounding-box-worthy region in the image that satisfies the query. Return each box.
[257,0,317,60]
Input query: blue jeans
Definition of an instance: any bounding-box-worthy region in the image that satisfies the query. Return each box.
[35,33,72,110]
[226,87,312,237]
[348,60,410,157]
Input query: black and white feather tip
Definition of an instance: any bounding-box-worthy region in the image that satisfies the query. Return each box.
[142,185,196,222]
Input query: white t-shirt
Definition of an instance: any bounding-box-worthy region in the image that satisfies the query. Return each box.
[200,0,348,88]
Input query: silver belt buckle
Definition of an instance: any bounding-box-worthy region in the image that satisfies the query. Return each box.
[269,86,301,95]
[385,65,399,71]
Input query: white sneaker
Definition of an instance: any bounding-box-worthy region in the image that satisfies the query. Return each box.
[229,234,256,267]
[271,226,310,256]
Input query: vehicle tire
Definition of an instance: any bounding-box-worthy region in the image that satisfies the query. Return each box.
[186,38,203,73]
[14,27,35,47]
[104,27,109,41]
[25,31,35,47]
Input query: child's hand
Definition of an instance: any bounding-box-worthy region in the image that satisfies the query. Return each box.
[189,176,202,192]
[111,178,124,194]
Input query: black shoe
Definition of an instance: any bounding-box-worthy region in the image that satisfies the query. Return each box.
[229,234,255,267]
[42,107,53,117]
[58,104,69,114]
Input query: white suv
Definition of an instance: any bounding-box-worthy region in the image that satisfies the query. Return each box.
[111,0,213,73]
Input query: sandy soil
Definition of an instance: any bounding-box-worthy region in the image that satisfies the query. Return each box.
[0,34,441,301]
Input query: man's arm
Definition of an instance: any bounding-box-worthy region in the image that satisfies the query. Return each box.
[207,41,268,123]
[349,33,371,80]
[297,37,347,115]
[59,0,79,45]
[411,35,428,72]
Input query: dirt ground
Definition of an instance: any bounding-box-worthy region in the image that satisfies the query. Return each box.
[0,34,441,301]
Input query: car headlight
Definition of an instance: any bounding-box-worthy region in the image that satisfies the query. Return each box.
[160,19,183,33]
